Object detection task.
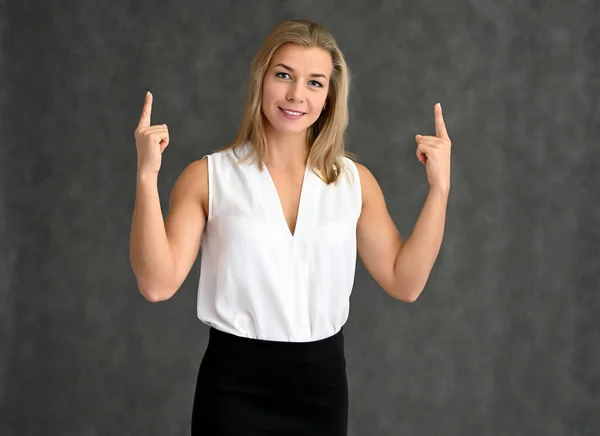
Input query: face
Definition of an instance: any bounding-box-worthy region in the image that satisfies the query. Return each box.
[261,43,332,136]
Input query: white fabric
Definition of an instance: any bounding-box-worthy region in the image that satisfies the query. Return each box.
[197,142,362,342]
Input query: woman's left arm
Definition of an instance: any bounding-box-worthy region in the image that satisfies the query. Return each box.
[356,103,452,302]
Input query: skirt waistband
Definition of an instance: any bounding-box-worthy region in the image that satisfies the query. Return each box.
[208,326,345,362]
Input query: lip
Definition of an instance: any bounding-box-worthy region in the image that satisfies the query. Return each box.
[278,106,305,115]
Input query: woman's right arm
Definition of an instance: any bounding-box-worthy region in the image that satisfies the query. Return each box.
[130,158,208,302]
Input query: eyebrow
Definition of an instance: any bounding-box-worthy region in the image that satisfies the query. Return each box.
[273,63,328,80]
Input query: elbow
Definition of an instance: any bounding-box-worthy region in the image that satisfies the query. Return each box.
[398,292,420,303]
[141,289,173,303]
[391,286,422,303]
[137,281,175,303]
[142,290,168,303]
[389,275,426,303]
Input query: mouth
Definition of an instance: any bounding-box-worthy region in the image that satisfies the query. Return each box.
[278,106,305,116]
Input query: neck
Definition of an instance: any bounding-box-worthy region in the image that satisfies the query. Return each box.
[263,124,310,169]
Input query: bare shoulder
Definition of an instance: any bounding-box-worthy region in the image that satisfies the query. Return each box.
[353,162,381,206]
[354,161,374,180]
[170,157,209,217]
[179,157,208,183]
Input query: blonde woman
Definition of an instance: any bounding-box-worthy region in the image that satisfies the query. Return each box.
[130,19,451,436]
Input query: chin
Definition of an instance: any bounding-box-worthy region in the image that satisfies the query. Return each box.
[274,124,310,135]
[265,110,316,135]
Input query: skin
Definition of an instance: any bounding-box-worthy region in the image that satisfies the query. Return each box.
[259,43,332,236]
[139,43,451,302]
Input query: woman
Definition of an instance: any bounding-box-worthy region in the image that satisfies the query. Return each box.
[130,19,451,436]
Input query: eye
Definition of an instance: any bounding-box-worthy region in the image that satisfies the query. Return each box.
[276,72,323,88]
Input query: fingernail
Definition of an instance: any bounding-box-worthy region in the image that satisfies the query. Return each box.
[437,103,441,109]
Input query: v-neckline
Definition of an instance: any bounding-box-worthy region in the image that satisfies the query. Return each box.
[263,162,310,238]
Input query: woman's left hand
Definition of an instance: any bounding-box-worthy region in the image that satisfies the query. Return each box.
[415,103,452,192]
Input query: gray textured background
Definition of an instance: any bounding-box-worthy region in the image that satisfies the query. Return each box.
[2,0,599,435]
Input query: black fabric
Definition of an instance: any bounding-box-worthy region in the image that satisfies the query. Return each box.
[192,326,348,435]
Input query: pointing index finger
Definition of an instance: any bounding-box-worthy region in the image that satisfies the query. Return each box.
[137,91,153,130]
[434,103,449,139]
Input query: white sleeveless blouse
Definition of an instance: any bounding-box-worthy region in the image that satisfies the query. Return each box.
[197,143,362,342]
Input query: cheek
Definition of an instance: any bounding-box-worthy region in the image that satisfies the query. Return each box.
[262,79,282,105]
[312,94,327,114]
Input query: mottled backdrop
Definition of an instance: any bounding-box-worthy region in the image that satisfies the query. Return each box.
[2,0,599,435]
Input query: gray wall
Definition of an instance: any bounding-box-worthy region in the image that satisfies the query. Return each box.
[2,0,599,435]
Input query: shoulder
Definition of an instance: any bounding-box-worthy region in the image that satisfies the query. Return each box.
[184,143,246,179]
[347,160,376,187]
[173,158,208,199]
[170,157,210,216]
[180,157,208,181]
[353,162,382,206]
[332,156,362,185]
[173,144,248,215]
[353,161,372,179]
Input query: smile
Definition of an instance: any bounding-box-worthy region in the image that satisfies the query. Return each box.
[278,107,305,117]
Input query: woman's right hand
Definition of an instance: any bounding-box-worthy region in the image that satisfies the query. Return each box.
[134,91,170,175]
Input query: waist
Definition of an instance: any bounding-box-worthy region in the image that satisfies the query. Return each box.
[208,326,345,363]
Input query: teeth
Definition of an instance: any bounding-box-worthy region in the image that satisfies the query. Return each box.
[282,109,303,116]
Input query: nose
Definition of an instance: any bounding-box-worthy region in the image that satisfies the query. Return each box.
[286,81,304,103]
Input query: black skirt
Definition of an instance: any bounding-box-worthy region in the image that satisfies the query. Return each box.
[191,326,348,436]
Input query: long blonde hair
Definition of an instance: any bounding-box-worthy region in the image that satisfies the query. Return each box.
[220,19,355,184]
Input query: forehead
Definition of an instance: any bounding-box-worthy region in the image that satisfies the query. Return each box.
[269,43,333,74]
